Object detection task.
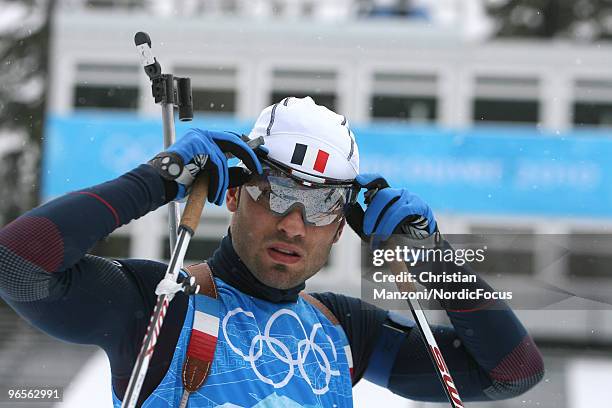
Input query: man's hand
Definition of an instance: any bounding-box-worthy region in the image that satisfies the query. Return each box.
[346,173,437,246]
[149,129,262,205]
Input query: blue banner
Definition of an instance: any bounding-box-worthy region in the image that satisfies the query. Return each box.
[43,113,612,218]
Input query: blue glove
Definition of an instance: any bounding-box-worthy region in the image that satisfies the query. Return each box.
[149,129,262,205]
[346,173,437,246]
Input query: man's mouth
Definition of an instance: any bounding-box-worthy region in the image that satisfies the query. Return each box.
[267,244,303,265]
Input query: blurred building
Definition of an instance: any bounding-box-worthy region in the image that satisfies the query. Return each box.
[1,0,611,407]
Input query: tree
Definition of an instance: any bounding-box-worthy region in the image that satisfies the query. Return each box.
[0,0,55,224]
[485,0,612,40]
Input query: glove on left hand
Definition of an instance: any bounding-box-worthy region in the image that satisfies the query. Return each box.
[346,173,437,246]
[150,129,262,205]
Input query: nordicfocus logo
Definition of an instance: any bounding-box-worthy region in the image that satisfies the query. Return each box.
[290,143,330,173]
[222,307,342,394]
[431,345,464,408]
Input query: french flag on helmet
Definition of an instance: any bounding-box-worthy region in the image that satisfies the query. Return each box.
[290,143,330,174]
[248,96,359,184]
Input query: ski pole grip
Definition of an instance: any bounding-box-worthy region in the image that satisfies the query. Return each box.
[179,174,209,235]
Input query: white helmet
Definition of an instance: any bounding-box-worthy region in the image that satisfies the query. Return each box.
[248,96,359,185]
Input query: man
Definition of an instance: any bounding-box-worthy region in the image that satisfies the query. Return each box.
[0,97,543,407]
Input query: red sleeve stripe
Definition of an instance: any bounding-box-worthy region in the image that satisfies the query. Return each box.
[73,192,120,227]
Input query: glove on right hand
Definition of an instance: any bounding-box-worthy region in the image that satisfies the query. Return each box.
[346,173,438,248]
[149,129,262,205]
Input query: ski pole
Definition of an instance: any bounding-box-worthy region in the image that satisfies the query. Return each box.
[387,236,465,408]
[135,31,193,252]
[123,31,200,408]
[121,175,209,408]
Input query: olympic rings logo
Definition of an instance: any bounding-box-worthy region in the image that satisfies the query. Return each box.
[222,307,341,395]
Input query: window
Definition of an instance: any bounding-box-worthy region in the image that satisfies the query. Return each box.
[573,79,612,127]
[175,66,238,114]
[270,69,337,111]
[73,64,139,110]
[473,99,539,123]
[473,76,540,124]
[569,253,612,278]
[370,73,437,122]
[574,103,612,127]
[567,233,612,279]
[467,226,536,276]
[74,86,138,109]
[191,89,236,113]
[86,0,143,9]
[371,96,436,121]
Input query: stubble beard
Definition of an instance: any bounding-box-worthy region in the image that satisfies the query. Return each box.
[230,195,336,290]
[232,227,326,290]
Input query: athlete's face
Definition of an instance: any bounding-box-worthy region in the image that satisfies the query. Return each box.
[226,186,344,290]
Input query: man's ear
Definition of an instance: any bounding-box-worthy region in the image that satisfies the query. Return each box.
[333,218,345,244]
[226,187,240,212]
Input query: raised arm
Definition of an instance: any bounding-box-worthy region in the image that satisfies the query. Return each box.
[0,129,263,402]
[0,164,169,345]
[313,269,544,403]
[0,128,262,338]
[338,173,544,402]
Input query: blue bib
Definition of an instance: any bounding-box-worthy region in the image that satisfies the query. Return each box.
[113,278,354,407]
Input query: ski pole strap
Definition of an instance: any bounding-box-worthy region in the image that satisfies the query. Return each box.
[181,262,219,406]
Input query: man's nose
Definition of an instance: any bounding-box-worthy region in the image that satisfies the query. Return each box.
[277,206,306,239]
